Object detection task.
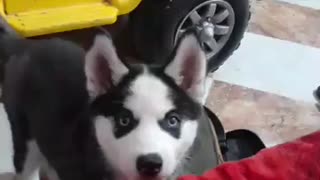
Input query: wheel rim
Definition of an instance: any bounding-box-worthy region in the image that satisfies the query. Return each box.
[174,0,235,60]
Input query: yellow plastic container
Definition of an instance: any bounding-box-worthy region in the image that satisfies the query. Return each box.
[0,0,141,37]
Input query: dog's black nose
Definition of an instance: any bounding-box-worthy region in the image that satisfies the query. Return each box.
[136,153,163,176]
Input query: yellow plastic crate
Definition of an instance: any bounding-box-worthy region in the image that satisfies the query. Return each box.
[0,0,141,37]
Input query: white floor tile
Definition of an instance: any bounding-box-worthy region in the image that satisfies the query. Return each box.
[0,104,14,174]
[215,32,320,103]
[277,0,320,9]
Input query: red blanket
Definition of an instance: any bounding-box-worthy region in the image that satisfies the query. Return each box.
[179,131,320,180]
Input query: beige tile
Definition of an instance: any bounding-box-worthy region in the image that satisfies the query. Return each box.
[248,0,320,48]
[0,173,14,180]
[206,81,320,147]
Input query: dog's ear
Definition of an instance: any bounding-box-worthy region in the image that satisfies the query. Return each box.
[85,34,128,98]
[165,33,207,102]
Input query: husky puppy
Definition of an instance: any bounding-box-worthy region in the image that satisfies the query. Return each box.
[0,18,207,180]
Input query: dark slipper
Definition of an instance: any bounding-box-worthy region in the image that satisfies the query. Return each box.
[224,129,266,161]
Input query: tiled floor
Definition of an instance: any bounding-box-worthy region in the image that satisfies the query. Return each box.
[214,32,320,103]
[0,105,13,174]
[206,81,320,147]
[0,0,319,176]
[278,0,320,9]
[248,0,320,48]
[207,0,320,148]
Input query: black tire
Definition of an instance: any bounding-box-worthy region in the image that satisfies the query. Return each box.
[129,0,250,72]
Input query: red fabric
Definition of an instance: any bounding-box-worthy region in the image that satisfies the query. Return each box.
[179,131,320,180]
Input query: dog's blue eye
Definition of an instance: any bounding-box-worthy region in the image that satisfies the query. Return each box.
[113,109,138,138]
[167,115,180,128]
[114,109,134,127]
[159,112,181,138]
[119,116,131,127]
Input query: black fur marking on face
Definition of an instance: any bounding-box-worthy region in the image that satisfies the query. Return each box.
[150,66,202,138]
[158,110,182,138]
[113,108,139,138]
[91,97,139,139]
[150,66,202,119]
[90,65,143,139]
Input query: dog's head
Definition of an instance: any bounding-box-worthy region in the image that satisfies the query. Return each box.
[85,32,207,180]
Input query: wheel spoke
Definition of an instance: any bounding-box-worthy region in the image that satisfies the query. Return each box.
[189,11,202,24]
[205,3,217,17]
[205,38,218,52]
[215,25,230,35]
[213,9,229,23]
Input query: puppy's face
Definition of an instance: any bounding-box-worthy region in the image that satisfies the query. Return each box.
[85,33,207,180]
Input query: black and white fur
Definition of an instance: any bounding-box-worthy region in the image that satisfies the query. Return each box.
[0,18,207,180]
